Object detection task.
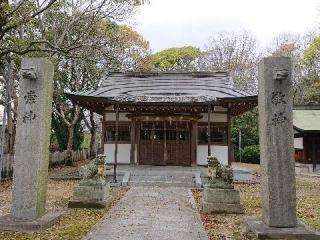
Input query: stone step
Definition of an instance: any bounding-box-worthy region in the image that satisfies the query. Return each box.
[128,181,196,188]
[130,171,195,177]
[129,175,195,183]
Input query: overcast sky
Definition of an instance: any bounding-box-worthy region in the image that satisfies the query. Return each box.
[131,0,319,53]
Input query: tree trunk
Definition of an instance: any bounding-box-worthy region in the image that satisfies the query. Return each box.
[66,124,74,166]
[3,59,13,155]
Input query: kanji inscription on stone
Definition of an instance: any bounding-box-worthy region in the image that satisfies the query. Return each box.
[24,90,38,104]
[271,91,286,106]
[22,110,36,123]
[271,112,287,126]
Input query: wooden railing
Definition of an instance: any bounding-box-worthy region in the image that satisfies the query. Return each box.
[49,149,90,166]
[0,149,90,180]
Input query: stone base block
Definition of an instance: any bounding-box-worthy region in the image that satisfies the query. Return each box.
[68,196,112,209]
[203,187,241,204]
[242,217,320,239]
[72,183,110,201]
[201,200,244,214]
[0,211,63,232]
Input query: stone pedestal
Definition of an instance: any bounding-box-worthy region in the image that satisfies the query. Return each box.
[243,217,320,240]
[68,182,111,209]
[201,188,244,214]
[0,212,63,232]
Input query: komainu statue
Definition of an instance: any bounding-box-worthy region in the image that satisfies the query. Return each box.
[78,154,105,186]
[201,156,244,214]
[69,154,111,208]
[206,156,234,189]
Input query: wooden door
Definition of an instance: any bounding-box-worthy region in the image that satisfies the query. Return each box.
[166,129,177,165]
[139,120,191,166]
[176,129,191,166]
[152,129,165,165]
[139,122,165,165]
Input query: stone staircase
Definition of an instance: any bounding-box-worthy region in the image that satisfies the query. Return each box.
[128,172,197,188]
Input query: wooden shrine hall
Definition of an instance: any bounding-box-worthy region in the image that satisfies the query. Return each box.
[67,72,257,166]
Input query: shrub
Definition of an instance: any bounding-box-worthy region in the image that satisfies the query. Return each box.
[240,145,260,164]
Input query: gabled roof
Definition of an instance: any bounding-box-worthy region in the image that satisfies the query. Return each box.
[293,106,320,132]
[67,72,255,104]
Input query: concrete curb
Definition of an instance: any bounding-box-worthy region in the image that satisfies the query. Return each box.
[187,189,209,240]
[121,171,130,186]
[194,172,202,188]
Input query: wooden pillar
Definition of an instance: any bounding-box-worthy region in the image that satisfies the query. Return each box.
[303,135,307,164]
[113,105,119,183]
[136,120,141,165]
[130,119,136,165]
[227,108,232,166]
[151,121,155,165]
[175,121,178,163]
[207,105,211,156]
[164,120,167,164]
[190,120,198,165]
[312,135,317,172]
[101,112,106,155]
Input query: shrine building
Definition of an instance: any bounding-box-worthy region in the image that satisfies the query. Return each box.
[67,72,257,166]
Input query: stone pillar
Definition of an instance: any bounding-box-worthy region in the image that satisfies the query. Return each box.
[11,58,54,220]
[258,57,297,227]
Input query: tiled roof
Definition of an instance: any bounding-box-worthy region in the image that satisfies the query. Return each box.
[293,106,320,132]
[69,72,255,103]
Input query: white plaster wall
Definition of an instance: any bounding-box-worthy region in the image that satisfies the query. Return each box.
[104,112,129,121]
[294,138,303,149]
[199,113,227,122]
[214,106,227,112]
[104,144,131,164]
[197,145,228,166]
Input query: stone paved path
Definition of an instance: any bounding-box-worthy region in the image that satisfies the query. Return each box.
[84,187,208,240]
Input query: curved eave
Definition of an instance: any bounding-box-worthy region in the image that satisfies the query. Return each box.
[66,92,258,116]
[218,95,258,116]
[293,125,320,134]
[66,93,113,115]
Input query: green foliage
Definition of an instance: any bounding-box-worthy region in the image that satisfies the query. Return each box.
[152,46,201,71]
[51,114,84,151]
[81,132,91,149]
[305,80,320,103]
[302,36,320,104]
[231,109,259,160]
[240,145,260,164]
[304,37,320,63]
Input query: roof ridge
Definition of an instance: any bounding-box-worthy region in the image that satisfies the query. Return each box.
[107,71,229,78]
